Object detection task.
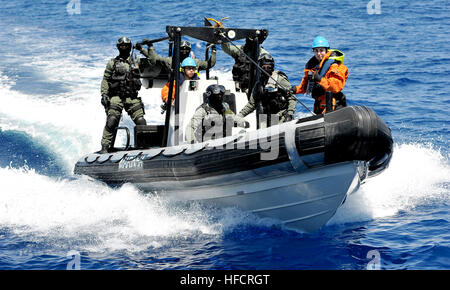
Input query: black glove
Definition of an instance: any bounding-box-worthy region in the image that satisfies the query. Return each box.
[313,71,322,83]
[290,85,297,94]
[284,114,293,122]
[101,94,110,108]
[134,42,142,51]
[160,102,167,114]
[206,43,216,52]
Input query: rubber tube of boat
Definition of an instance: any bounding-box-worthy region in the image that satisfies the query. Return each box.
[323,106,393,171]
[294,106,393,173]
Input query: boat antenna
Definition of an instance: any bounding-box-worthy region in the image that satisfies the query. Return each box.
[218,31,315,115]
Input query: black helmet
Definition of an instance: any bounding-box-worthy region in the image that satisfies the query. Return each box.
[116,36,132,55]
[180,40,191,49]
[258,53,274,66]
[259,53,274,76]
[205,84,225,108]
[205,84,225,98]
[180,40,191,59]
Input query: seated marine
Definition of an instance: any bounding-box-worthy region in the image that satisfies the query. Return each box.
[185,84,247,144]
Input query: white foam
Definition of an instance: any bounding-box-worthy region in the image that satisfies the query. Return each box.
[328,143,450,226]
[0,166,228,251]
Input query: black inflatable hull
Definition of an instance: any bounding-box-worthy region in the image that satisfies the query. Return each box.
[74,106,393,186]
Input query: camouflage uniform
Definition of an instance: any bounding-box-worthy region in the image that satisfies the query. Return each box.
[221,42,269,94]
[185,103,245,144]
[239,70,297,125]
[100,55,154,149]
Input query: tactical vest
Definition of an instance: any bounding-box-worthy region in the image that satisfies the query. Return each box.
[232,52,251,91]
[257,71,289,115]
[108,57,142,98]
[200,103,233,140]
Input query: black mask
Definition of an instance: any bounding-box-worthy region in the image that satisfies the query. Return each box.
[180,48,191,60]
[118,44,131,58]
[209,94,224,112]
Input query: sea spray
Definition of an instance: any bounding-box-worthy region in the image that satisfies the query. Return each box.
[0,165,265,253]
[328,143,450,226]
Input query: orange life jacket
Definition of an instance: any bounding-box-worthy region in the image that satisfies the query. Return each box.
[161,81,177,105]
[294,50,348,114]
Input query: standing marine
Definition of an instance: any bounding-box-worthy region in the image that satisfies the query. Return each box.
[238,54,297,127]
[99,36,154,153]
[222,37,270,94]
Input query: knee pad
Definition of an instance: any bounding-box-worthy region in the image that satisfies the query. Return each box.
[134,117,147,126]
[105,115,120,132]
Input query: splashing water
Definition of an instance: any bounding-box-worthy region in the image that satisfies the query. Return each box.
[329,143,450,225]
[0,141,448,255]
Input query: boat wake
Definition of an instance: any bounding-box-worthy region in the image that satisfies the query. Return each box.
[0,142,448,253]
[329,142,450,226]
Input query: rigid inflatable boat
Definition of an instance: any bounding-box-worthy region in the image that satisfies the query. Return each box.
[74,26,393,232]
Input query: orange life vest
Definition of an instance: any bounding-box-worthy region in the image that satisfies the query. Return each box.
[294,50,348,114]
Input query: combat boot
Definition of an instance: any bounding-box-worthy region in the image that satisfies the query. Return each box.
[99,144,110,154]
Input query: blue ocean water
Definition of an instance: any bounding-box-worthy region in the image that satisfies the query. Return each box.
[0,0,449,270]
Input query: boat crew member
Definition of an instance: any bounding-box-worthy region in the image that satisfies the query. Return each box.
[99,36,154,154]
[143,40,216,72]
[237,54,297,127]
[186,84,247,143]
[291,36,348,115]
[222,37,269,94]
[161,57,200,108]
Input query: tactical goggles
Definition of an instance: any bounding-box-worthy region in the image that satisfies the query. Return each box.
[180,40,191,49]
[259,54,273,61]
[117,37,131,45]
[205,85,226,97]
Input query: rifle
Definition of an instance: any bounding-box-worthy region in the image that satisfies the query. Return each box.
[141,36,170,46]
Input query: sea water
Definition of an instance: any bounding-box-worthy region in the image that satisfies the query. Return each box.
[0,0,448,269]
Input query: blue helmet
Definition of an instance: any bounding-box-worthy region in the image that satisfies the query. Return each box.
[312,36,330,49]
[181,57,197,68]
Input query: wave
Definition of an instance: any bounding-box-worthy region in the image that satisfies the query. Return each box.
[0,129,65,176]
